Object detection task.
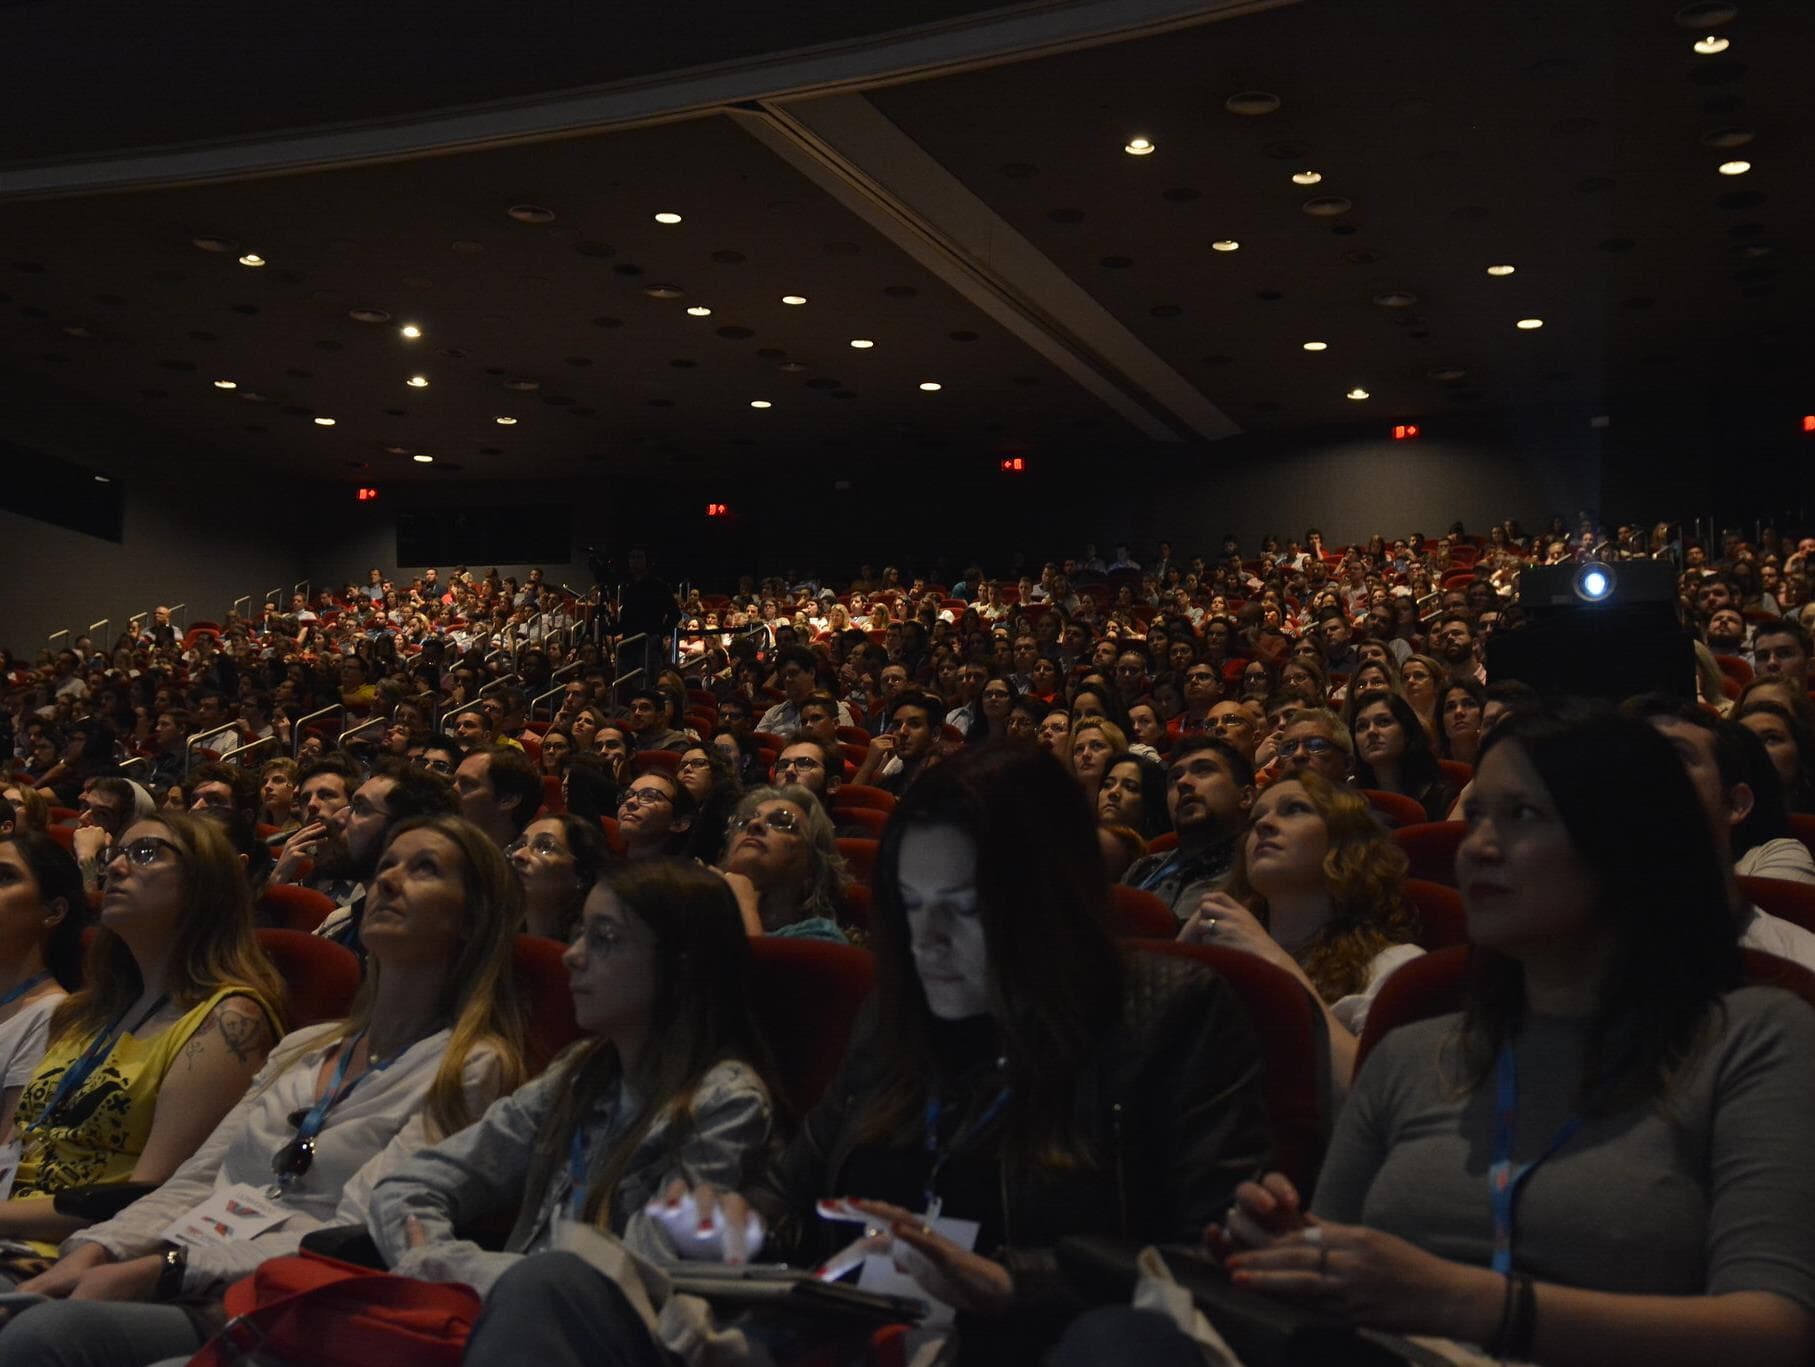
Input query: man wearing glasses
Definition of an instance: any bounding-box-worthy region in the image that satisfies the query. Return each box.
[1272,709,1355,786]
[1170,664,1225,740]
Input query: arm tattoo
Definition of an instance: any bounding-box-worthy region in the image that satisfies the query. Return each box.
[217,1006,270,1065]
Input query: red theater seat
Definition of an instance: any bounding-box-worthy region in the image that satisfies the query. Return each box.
[1360,789,1426,830]
[512,935,584,1073]
[631,751,680,776]
[748,938,875,1114]
[836,838,879,883]
[256,884,338,934]
[255,929,360,1028]
[1391,821,1467,886]
[1106,884,1176,939]
[833,785,896,813]
[1404,879,1469,950]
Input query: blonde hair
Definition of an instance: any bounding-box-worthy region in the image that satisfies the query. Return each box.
[1226,770,1417,1003]
[1070,716,1128,755]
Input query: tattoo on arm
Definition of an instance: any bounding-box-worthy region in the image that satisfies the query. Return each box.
[216,1005,272,1065]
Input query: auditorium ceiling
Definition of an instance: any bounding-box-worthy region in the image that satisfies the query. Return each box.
[0,0,1807,484]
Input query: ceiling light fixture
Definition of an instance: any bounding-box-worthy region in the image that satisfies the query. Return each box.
[1693,34,1730,53]
[406,375,430,387]
[849,338,875,349]
[1346,387,1370,400]
[494,416,517,425]
[1486,263,1517,276]
[1211,239,1240,252]
[653,211,683,224]
[1718,159,1752,175]
[750,400,772,409]
[400,323,422,339]
[237,253,266,268]
[94,475,111,483]
[313,417,336,426]
[1302,341,1328,352]
[686,306,712,317]
[212,379,237,390]
[1124,136,1155,156]
[919,381,943,392]
[1291,170,1323,185]
[412,453,434,463]
[781,295,807,306]
[1515,318,1545,330]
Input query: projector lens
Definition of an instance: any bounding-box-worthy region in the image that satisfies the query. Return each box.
[1574,563,1616,603]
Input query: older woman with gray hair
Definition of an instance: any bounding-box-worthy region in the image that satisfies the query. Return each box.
[714,784,850,943]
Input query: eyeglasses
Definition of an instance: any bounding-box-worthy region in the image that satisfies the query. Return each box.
[418,758,454,774]
[774,756,822,773]
[619,787,673,810]
[728,809,804,837]
[505,833,568,859]
[677,757,713,771]
[1275,737,1336,758]
[981,689,1013,701]
[1186,671,1218,683]
[101,836,182,868]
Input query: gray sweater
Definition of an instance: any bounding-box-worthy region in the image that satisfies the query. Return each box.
[368,1054,772,1296]
[1313,987,1815,1311]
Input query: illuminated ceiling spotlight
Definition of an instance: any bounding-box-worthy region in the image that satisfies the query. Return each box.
[237,253,266,267]
[1346,386,1370,400]
[1515,318,1545,330]
[1693,34,1730,53]
[653,211,683,224]
[406,374,430,387]
[1123,136,1155,156]
[1291,170,1323,185]
[400,323,422,339]
[1486,264,1517,276]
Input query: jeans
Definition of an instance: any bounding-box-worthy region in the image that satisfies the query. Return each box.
[0,1299,204,1367]
[462,1252,676,1367]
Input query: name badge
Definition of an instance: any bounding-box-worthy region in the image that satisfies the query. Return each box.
[857,1212,979,1328]
[160,1183,292,1249]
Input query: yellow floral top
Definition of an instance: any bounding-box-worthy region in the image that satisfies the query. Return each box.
[11,986,281,1209]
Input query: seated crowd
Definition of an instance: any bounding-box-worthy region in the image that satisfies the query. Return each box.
[0,515,1809,1365]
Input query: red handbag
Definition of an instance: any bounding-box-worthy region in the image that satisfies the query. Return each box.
[186,1251,481,1367]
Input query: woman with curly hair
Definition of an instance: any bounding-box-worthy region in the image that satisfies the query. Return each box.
[714,785,850,943]
[1179,769,1421,1098]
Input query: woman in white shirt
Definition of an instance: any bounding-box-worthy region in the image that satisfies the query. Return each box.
[0,835,84,1142]
[1180,771,1423,1100]
[0,815,528,1367]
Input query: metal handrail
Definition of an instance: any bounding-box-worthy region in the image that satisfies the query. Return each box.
[479,672,520,699]
[292,581,310,604]
[529,684,568,721]
[610,633,649,690]
[228,735,279,770]
[549,659,583,686]
[263,588,282,612]
[184,725,242,776]
[128,612,147,639]
[86,619,109,650]
[231,595,251,621]
[47,629,69,649]
[118,756,151,779]
[337,716,388,750]
[168,603,187,631]
[290,704,345,759]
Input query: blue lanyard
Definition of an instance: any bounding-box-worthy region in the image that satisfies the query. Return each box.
[922,1086,1011,1219]
[1136,852,1185,892]
[29,994,168,1132]
[0,973,49,1011]
[1488,1042,1586,1274]
[567,1128,592,1219]
[270,1030,388,1193]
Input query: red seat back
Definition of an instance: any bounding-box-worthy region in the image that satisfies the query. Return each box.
[1739,876,1815,935]
[540,774,565,816]
[512,935,584,1073]
[255,929,360,1028]
[1391,821,1467,885]
[1360,789,1427,830]
[1105,884,1176,939]
[836,838,879,883]
[1403,879,1469,950]
[835,807,888,836]
[631,750,681,776]
[832,785,896,814]
[256,884,338,933]
[1436,759,1473,791]
[748,938,876,1114]
[1134,942,1327,1192]
[1354,945,1470,1076]
[1145,832,1179,854]
[45,825,75,852]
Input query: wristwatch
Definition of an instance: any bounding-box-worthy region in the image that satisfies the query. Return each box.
[155,1243,188,1301]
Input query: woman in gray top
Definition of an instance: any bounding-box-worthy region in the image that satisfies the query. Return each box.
[1220,704,1815,1366]
[367,859,778,1295]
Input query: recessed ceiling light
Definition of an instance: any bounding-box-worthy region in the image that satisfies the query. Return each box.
[191,236,237,253]
[1718,159,1752,176]
[348,307,392,324]
[1346,387,1370,400]
[1124,137,1155,156]
[406,375,429,387]
[1302,341,1328,352]
[919,381,943,392]
[507,205,556,224]
[686,306,712,317]
[849,338,875,349]
[749,400,772,409]
[1291,170,1323,185]
[313,417,336,426]
[1211,239,1241,253]
[494,416,517,425]
[94,474,111,483]
[212,379,237,389]
[643,284,686,300]
[412,453,434,463]
[400,323,422,339]
[1486,263,1517,276]
[1515,318,1545,330]
[781,295,807,306]
[1693,34,1730,53]
[237,253,265,268]
[653,211,683,224]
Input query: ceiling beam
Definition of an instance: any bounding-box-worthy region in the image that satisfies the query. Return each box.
[0,0,1294,199]
[734,96,1239,442]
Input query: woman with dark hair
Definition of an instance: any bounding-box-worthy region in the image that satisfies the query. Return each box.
[0,817,525,1365]
[0,835,84,1139]
[972,676,1017,746]
[558,754,621,827]
[1737,699,1815,816]
[1351,693,1455,821]
[709,725,768,791]
[1239,657,1278,702]
[1437,676,1487,765]
[1216,705,1815,1365]
[647,746,1269,1364]
[533,725,573,777]
[1180,770,1421,1095]
[615,771,695,863]
[32,718,118,807]
[370,862,778,1352]
[1096,751,1172,842]
[509,813,615,942]
[675,743,743,865]
[1728,722,1815,886]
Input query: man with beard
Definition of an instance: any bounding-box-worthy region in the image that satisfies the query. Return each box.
[1120,737,1255,919]
[1430,610,1486,684]
[311,761,459,952]
[1704,606,1749,659]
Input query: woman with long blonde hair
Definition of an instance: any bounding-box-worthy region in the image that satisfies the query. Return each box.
[0,815,526,1364]
[1181,769,1422,1098]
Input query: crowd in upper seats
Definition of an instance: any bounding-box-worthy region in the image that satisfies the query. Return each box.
[0,512,1809,1364]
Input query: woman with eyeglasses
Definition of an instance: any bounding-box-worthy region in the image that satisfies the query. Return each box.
[973,677,1018,746]
[713,785,850,943]
[0,815,285,1269]
[508,814,615,942]
[0,815,527,1366]
[533,726,573,777]
[615,772,696,862]
[1180,770,1421,1100]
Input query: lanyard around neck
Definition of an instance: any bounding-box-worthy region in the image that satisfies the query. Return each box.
[30,993,170,1132]
[1488,1041,1587,1274]
[0,972,49,1011]
[922,1086,1011,1220]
